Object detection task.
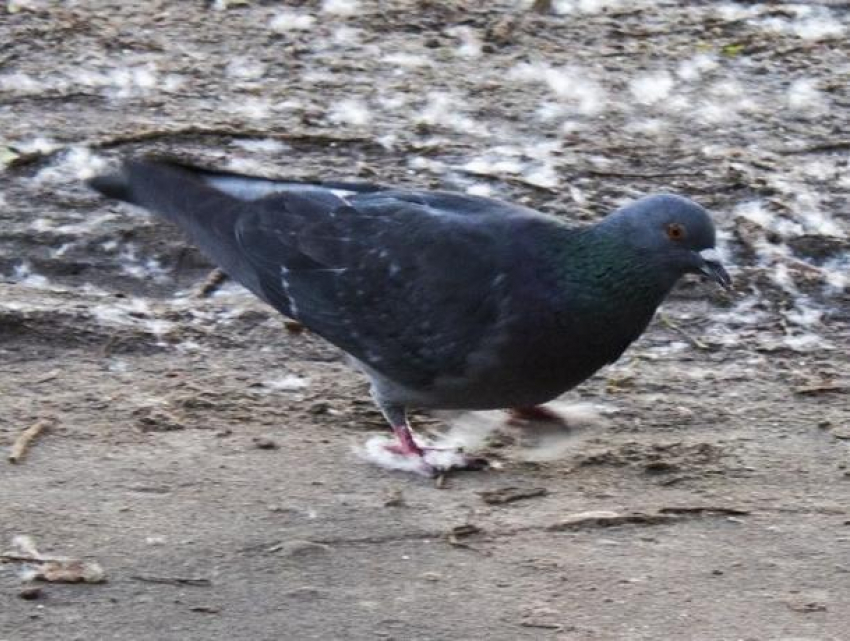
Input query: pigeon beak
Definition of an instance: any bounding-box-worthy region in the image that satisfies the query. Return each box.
[697,248,732,291]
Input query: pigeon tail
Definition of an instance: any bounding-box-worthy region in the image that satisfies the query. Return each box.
[88,159,241,224]
[88,159,271,300]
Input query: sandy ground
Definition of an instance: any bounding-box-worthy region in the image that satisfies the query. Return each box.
[1,1,849,640]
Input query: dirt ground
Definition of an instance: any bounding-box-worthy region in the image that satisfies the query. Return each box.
[1,1,849,640]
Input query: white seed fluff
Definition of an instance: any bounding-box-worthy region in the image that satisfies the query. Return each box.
[270,12,316,32]
[629,71,674,105]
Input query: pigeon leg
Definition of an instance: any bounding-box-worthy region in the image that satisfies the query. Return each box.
[507,405,568,427]
[389,423,425,457]
[378,403,488,475]
[378,403,423,456]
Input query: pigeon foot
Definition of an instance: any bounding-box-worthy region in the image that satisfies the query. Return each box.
[386,425,489,477]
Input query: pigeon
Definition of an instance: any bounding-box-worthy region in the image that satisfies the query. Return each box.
[88,158,731,476]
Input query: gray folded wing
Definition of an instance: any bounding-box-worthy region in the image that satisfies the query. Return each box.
[235,191,516,388]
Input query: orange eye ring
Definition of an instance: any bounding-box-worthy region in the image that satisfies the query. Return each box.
[666,223,686,241]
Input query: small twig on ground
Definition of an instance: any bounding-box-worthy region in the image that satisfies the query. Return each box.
[0,554,65,564]
[194,268,228,298]
[777,140,850,155]
[794,383,848,396]
[1,91,105,105]
[520,622,563,630]
[8,418,55,464]
[585,169,700,179]
[131,575,212,587]
[479,487,548,505]
[547,511,677,531]
[658,314,710,351]
[657,506,750,516]
[30,369,60,384]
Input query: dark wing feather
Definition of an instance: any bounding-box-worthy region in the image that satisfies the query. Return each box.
[235,192,515,388]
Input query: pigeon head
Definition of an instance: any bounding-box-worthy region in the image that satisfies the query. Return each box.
[602,194,732,291]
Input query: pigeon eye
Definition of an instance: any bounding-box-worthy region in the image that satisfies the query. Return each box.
[666,223,686,241]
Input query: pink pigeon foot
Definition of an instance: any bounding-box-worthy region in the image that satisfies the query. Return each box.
[383,424,489,476]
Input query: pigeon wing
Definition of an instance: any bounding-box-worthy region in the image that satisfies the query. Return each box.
[235,192,514,388]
